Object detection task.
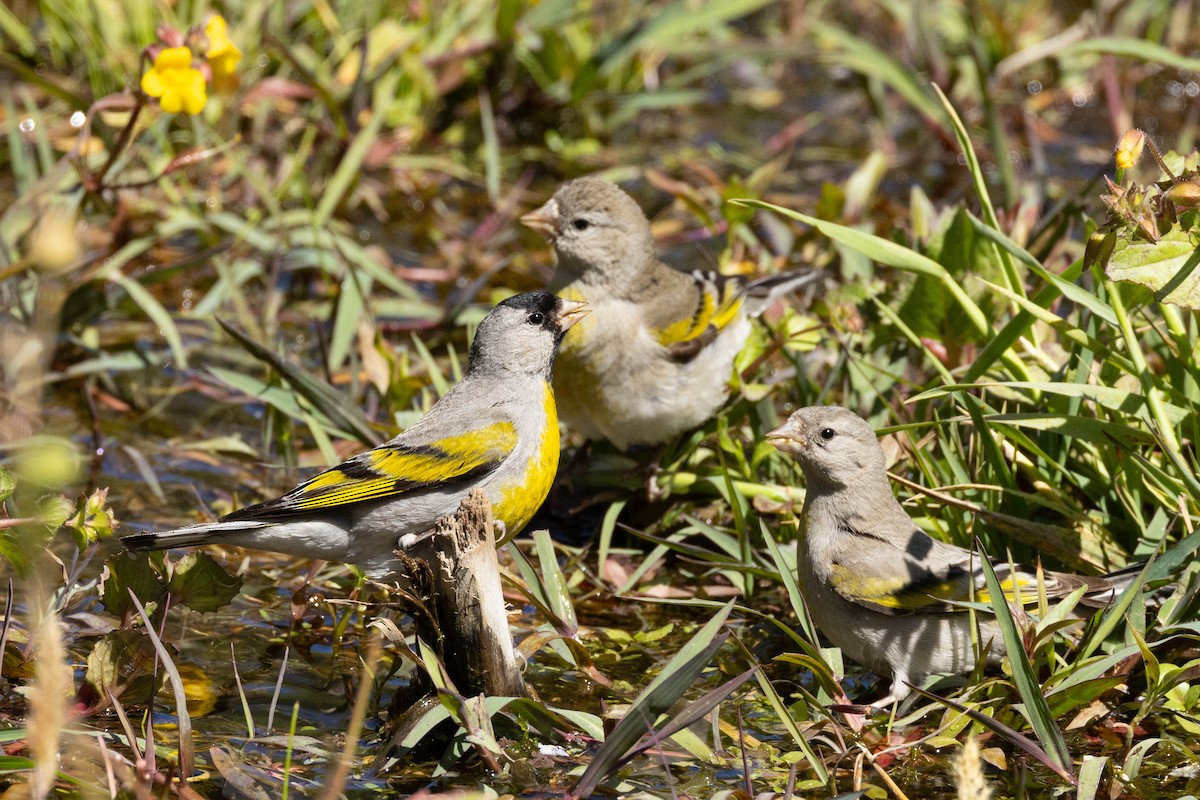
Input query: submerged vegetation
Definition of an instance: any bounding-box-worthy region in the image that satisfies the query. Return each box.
[2,0,1200,796]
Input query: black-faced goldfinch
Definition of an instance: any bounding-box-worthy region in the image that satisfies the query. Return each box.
[520,176,821,450]
[123,291,589,578]
[767,405,1138,705]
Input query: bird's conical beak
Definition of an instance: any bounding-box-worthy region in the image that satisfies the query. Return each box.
[520,199,559,237]
[556,298,590,331]
[765,423,804,451]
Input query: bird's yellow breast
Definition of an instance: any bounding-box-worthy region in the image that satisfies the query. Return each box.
[494,382,559,538]
[549,284,593,357]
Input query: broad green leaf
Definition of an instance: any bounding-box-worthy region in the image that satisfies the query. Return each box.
[100,552,164,617]
[85,629,161,703]
[168,552,242,613]
[1104,219,1200,308]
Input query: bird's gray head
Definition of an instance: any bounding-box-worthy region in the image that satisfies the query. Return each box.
[468,291,589,379]
[520,177,657,288]
[766,406,887,490]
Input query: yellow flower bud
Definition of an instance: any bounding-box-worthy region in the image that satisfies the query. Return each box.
[1114,129,1146,171]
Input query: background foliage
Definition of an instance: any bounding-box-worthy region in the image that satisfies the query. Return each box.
[2,0,1199,797]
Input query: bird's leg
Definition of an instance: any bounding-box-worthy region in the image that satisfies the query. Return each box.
[640,444,668,501]
[869,674,913,710]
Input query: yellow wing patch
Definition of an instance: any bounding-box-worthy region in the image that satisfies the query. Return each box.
[653,277,745,348]
[275,422,518,513]
[830,564,1037,612]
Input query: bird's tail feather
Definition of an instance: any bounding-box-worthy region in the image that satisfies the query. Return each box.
[742,269,825,317]
[122,520,270,551]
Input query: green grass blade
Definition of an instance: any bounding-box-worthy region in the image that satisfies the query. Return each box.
[978,546,1074,780]
[1062,37,1200,72]
[218,319,380,446]
[760,519,817,642]
[738,199,990,336]
[931,83,1022,299]
[906,683,1073,782]
[566,601,734,799]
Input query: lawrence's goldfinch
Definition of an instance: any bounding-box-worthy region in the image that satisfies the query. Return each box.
[767,405,1140,705]
[123,291,588,577]
[520,177,821,449]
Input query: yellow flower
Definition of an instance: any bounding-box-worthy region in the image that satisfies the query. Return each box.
[205,15,242,91]
[141,46,207,115]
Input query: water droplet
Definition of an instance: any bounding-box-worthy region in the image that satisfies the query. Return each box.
[18,118,34,133]
[1026,80,1042,94]
[1072,91,1088,107]
[256,54,268,67]
[1187,82,1199,97]
[206,197,217,208]
[1168,80,1184,97]
[359,229,370,242]
[95,447,105,457]
[69,110,86,128]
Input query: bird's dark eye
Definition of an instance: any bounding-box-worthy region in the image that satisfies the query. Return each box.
[572,218,590,231]
[819,428,836,440]
[528,311,545,326]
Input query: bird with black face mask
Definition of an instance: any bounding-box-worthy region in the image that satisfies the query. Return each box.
[124,291,589,578]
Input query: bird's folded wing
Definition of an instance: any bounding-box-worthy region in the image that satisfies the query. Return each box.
[224,421,518,520]
[828,558,1051,616]
[653,271,746,359]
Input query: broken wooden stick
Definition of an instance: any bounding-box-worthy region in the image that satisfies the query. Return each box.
[407,488,526,698]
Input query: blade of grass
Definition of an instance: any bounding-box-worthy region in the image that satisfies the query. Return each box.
[906,684,1073,782]
[217,319,380,446]
[1076,559,1152,661]
[626,667,758,760]
[566,601,734,799]
[977,547,1073,781]
[931,83,1023,300]
[737,199,991,337]
[760,518,817,642]
[313,71,400,227]
[319,630,382,800]
[127,591,193,780]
